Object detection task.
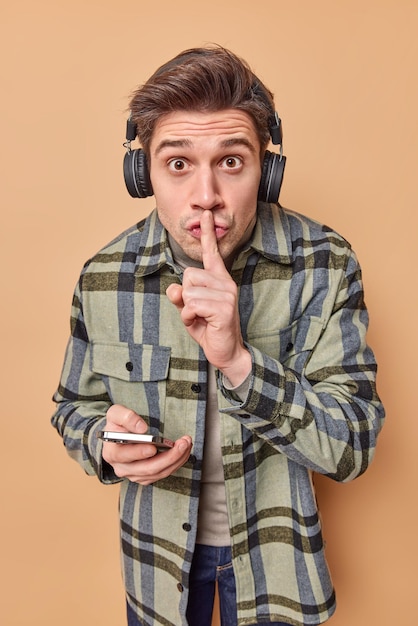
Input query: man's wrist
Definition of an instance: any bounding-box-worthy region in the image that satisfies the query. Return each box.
[220,348,252,388]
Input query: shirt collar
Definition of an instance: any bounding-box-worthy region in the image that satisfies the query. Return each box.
[247,202,293,265]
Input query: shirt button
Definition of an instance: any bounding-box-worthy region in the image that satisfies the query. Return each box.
[125,361,134,371]
[188,454,197,464]
[285,342,294,352]
[182,523,192,532]
[191,383,201,393]
[177,583,184,592]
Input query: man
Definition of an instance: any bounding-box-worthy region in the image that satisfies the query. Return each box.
[52,46,384,626]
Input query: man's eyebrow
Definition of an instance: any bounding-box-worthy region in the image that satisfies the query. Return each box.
[154,139,192,156]
[219,137,257,153]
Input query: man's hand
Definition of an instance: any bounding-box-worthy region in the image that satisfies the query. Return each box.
[102,404,192,486]
[166,211,251,386]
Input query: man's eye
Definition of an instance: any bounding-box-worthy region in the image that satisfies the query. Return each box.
[168,159,187,172]
[221,156,242,169]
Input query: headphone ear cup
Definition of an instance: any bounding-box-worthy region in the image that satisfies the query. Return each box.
[258,150,286,203]
[123,149,153,198]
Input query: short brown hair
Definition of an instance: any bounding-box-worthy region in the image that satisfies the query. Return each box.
[128,46,275,157]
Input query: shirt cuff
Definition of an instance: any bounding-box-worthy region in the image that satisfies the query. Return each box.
[221,371,251,403]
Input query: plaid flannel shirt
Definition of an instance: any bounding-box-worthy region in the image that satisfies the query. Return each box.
[52,202,384,626]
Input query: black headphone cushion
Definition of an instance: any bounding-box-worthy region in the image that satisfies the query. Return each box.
[258,150,286,204]
[123,150,153,198]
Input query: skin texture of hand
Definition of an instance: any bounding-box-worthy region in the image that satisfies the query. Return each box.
[102,404,193,486]
[166,210,252,387]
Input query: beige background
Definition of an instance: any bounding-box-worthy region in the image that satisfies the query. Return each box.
[1,1,417,624]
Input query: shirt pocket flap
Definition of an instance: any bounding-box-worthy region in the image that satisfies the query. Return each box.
[276,316,324,362]
[247,315,324,363]
[91,342,171,382]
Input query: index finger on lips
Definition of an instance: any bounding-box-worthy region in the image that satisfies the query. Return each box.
[200,211,227,275]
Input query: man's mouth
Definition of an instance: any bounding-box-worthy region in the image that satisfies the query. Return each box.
[188,222,228,239]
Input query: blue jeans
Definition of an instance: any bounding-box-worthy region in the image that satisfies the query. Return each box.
[127,544,291,626]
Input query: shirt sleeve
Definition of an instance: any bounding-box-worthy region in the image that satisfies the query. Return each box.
[218,247,385,483]
[50,279,121,484]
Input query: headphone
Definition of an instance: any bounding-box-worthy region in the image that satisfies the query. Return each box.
[123,64,286,203]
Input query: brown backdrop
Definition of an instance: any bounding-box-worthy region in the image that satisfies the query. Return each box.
[1,1,417,624]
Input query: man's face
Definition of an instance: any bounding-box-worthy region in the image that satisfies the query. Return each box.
[149,109,262,264]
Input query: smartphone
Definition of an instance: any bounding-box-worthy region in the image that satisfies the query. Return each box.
[98,431,174,449]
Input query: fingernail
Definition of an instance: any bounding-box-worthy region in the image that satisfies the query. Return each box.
[179,439,191,453]
[135,419,145,432]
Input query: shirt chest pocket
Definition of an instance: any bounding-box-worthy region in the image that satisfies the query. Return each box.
[90,341,171,425]
[247,315,324,372]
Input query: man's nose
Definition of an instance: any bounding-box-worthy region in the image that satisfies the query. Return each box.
[190,167,223,211]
